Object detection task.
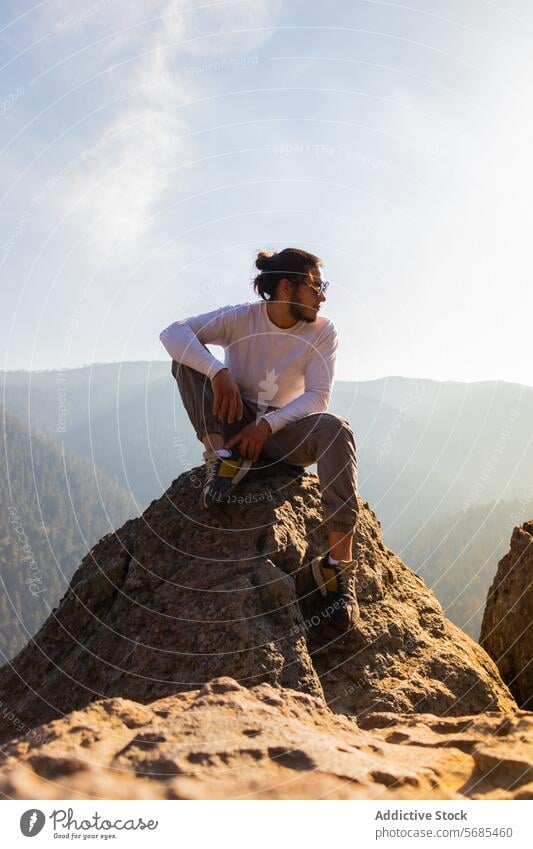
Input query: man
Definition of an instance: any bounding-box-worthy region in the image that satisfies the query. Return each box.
[159,247,359,631]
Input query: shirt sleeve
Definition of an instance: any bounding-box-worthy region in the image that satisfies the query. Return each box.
[159,304,238,379]
[259,323,339,435]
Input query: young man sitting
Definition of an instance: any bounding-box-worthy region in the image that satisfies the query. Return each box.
[160,247,360,631]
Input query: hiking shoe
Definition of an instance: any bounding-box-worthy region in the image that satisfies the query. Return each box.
[311,553,360,631]
[200,448,253,508]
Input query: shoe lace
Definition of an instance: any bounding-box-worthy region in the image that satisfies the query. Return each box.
[204,454,220,484]
[336,561,356,601]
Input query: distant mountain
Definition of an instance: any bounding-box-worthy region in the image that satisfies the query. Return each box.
[3,366,531,538]
[351,376,533,525]
[386,499,532,640]
[0,406,137,661]
[1,362,159,442]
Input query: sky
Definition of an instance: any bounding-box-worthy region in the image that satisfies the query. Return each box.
[1,0,532,384]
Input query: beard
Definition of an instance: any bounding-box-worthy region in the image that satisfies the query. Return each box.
[287,298,317,323]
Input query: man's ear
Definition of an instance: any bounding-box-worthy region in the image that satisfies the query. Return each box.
[278,277,291,300]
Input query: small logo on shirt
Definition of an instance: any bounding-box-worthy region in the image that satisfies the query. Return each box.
[256,368,279,420]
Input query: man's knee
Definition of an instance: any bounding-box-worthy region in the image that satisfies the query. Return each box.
[171,359,209,392]
[316,413,356,444]
[171,359,190,384]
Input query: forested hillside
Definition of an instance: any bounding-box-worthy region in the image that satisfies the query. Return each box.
[387,499,532,639]
[0,406,137,662]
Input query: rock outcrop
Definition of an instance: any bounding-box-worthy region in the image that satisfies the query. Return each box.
[1,677,531,800]
[480,520,533,709]
[0,461,515,750]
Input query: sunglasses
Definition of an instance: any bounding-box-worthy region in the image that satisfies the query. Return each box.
[289,275,330,296]
[303,277,330,296]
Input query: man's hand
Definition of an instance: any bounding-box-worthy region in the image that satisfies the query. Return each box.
[211,368,243,424]
[225,418,272,462]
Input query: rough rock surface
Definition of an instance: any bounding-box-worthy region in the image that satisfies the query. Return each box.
[480,520,533,709]
[0,463,516,747]
[0,677,531,800]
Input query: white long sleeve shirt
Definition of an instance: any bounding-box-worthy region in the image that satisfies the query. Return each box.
[159,299,338,435]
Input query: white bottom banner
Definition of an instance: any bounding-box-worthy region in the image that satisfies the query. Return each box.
[3,799,531,848]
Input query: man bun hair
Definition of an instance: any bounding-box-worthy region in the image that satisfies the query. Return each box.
[253,247,322,301]
[255,250,275,272]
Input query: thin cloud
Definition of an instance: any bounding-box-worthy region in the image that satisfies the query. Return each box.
[32,0,282,262]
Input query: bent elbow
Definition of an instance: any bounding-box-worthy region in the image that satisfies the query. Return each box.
[159,326,170,352]
[159,322,179,356]
[313,389,331,412]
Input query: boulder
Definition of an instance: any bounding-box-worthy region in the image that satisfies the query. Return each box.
[0,462,515,746]
[480,520,533,709]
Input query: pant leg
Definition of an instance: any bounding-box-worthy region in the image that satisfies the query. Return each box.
[171,358,257,442]
[259,411,359,534]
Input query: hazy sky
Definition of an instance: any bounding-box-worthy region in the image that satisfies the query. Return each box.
[1,0,532,384]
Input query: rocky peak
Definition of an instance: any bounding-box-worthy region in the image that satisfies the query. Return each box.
[0,460,515,749]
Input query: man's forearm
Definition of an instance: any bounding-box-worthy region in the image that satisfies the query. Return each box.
[259,389,329,436]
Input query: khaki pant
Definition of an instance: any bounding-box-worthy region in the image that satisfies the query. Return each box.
[171,357,359,534]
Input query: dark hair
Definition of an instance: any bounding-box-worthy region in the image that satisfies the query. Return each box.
[253,247,322,301]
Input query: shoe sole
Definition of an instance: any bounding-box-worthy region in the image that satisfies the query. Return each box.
[311,556,328,597]
[231,457,252,485]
